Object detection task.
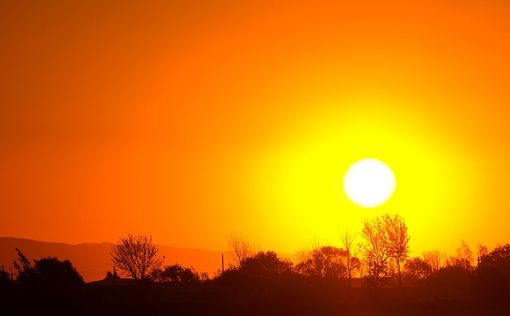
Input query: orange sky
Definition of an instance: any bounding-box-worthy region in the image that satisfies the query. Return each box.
[1,0,510,256]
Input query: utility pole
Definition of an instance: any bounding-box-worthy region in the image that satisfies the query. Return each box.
[221,253,224,274]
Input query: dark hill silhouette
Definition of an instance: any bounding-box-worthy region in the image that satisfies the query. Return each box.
[0,237,234,281]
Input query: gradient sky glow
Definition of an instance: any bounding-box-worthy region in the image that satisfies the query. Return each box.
[1,0,509,255]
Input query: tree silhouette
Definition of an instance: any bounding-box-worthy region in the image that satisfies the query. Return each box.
[474,243,510,303]
[295,246,347,280]
[423,250,442,272]
[383,214,409,288]
[404,257,432,281]
[361,217,391,287]
[228,233,252,267]
[342,231,357,288]
[111,234,162,281]
[451,240,473,270]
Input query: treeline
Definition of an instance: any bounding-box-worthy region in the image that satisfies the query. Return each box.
[1,214,510,315]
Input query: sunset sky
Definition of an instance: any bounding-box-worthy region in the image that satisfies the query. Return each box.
[1,0,509,256]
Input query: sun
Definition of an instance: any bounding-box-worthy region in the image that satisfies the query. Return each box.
[343,158,396,208]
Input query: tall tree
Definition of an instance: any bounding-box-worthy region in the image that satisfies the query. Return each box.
[341,231,357,288]
[361,217,391,287]
[361,214,410,288]
[383,214,409,288]
[111,234,162,281]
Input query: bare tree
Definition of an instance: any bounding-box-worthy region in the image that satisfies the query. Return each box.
[423,250,442,272]
[382,214,409,288]
[341,230,357,288]
[361,214,410,288]
[361,217,391,287]
[111,234,162,281]
[452,240,473,269]
[228,233,252,267]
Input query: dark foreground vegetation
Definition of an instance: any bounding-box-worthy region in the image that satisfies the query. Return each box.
[1,215,509,315]
[1,250,509,315]
[2,247,510,316]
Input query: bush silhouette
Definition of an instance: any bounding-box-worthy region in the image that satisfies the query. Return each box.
[220,251,294,285]
[152,264,200,283]
[427,265,471,299]
[33,257,84,290]
[8,250,85,315]
[0,265,13,296]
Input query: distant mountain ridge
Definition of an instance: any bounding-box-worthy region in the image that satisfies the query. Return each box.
[0,237,233,282]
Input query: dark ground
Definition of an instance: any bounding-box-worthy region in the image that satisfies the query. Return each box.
[2,282,509,316]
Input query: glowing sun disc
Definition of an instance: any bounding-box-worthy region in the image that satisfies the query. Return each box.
[343,158,396,208]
